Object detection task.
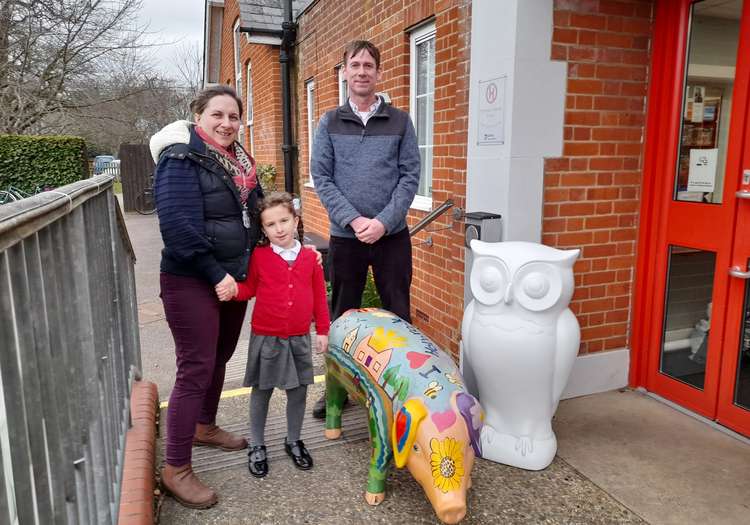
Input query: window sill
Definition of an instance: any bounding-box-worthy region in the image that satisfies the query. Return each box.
[410,195,432,212]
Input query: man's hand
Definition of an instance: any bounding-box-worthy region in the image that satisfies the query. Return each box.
[215,274,238,301]
[355,218,386,244]
[315,334,329,354]
[349,216,369,234]
[304,244,323,266]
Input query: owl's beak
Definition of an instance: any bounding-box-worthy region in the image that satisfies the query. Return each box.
[503,283,513,304]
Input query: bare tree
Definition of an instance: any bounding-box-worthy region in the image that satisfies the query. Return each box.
[0,0,152,134]
[173,41,203,95]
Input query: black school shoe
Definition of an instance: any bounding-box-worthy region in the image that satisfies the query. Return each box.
[284,438,313,470]
[248,445,268,478]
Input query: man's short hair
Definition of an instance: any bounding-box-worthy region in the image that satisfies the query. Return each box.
[343,40,381,70]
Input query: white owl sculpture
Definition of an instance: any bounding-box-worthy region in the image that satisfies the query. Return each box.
[460,240,580,471]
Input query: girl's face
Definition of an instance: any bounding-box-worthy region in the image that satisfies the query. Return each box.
[195,94,241,148]
[261,204,299,249]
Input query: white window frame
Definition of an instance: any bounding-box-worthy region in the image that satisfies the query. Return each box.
[409,21,436,212]
[246,61,254,155]
[305,79,315,186]
[337,64,348,106]
[233,20,242,96]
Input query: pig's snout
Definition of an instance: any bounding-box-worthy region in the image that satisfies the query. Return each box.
[436,503,466,524]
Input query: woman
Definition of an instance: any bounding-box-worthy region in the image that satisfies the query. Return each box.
[150,85,262,509]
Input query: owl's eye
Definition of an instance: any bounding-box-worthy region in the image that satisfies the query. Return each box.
[522,272,549,298]
[470,257,509,305]
[513,262,564,311]
[480,266,503,292]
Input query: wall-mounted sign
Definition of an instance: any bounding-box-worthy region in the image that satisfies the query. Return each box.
[687,148,718,192]
[477,76,506,145]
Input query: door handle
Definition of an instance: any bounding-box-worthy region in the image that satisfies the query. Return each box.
[736,190,750,199]
[729,266,750,279]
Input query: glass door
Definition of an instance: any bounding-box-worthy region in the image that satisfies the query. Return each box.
[636,0,750,436]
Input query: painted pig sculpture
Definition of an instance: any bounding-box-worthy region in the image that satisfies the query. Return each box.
[324,308,483,524]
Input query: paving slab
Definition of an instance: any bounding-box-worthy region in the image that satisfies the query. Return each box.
[554,389,750,525]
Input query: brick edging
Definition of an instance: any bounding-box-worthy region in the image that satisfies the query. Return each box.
[118,380,159,525]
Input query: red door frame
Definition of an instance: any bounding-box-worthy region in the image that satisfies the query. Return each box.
[632,0,750,434]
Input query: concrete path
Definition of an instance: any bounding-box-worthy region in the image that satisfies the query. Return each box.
[126,211,750,525]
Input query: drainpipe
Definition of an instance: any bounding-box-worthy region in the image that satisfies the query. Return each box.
[280,0,297,195]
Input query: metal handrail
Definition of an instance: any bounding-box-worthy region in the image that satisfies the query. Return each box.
[409,198,456,237]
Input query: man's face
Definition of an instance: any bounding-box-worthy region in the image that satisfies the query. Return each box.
[344,49,381,100]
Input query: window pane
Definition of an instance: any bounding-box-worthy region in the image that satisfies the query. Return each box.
[417,39,433,96]
[674,3,740,204]
[246,67,253,123]
[660,246,716,390]
[418,146,433,198]
[735,261,750,410]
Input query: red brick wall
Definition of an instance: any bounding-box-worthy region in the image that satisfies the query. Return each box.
[215,0,657,359]
[544,0,654,353]
[296,0,472,355]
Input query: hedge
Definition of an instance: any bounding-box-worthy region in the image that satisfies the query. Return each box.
[0,135,88,192]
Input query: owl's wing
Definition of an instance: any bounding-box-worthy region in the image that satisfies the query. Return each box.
[460,300,480,398]
[552,308,580,411]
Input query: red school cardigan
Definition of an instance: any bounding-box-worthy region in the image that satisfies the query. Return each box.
[235,245,330,337]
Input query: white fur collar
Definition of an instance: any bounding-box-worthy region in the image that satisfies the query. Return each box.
[149,120,191,163]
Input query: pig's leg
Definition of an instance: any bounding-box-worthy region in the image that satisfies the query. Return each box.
[324,375,348,439]
[365,407,391,505]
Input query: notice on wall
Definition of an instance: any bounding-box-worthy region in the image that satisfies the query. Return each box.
[477,76,506,145]
[687,148,718,192]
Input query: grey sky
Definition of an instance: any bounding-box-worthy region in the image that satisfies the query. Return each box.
[138,0,204,79]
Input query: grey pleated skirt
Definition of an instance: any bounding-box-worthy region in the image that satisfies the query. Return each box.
[242,333,314,390]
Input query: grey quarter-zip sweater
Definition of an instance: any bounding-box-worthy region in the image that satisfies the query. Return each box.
[311,97,421,238]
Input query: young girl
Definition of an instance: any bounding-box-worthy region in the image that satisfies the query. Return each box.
[216,192,329,478]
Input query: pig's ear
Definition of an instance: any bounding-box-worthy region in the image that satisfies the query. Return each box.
[392,398,427,468]
[456,392,483,458]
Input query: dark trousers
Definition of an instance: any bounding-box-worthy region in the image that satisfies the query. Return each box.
[328,227,412,321]
[160,272,248,466]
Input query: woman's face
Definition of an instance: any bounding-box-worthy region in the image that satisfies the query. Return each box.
[195,94,241,148]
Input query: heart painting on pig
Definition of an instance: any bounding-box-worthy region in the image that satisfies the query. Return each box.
[324,308,483,524]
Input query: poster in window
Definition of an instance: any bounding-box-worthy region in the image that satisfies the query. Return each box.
[687,148,718,193]
[477,76,506,145]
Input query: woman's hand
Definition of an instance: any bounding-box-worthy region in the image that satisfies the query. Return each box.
[215,274,238,301]
[304,244,323,266]
[315,334,328,354]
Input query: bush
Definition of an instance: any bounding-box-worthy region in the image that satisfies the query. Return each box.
[256,163,277,193]
[0,135,87,192]
[361,270,382,308]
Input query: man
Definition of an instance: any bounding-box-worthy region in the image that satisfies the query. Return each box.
[310,40,420,418]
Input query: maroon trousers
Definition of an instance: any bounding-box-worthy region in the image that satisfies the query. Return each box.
[160,273,248,466]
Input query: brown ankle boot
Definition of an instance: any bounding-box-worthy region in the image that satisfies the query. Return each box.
[193,423,248,451]
[161,464,218,509]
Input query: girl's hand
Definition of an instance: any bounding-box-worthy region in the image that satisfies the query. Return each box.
[304,244,323,266]
[315,334,328,354]
[215,274,237,301]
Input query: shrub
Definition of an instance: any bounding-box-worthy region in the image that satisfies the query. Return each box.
[256,163,277,192]
[0,135,87,192]
[361,270,382,308]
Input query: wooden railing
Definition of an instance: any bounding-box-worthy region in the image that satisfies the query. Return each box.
[0,175,141,524]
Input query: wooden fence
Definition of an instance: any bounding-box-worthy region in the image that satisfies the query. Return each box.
[119,144,155,213]
[0,175,141,524]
